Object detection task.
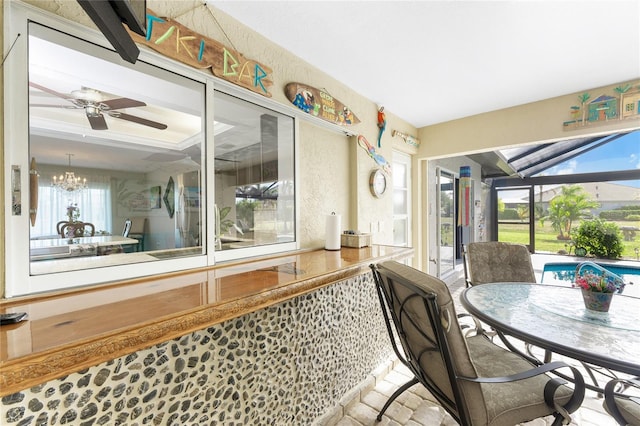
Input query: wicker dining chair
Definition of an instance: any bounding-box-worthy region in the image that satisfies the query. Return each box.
[370,261,585,426]
[464,241,535,287]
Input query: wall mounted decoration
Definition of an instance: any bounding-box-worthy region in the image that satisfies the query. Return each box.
[369,169,388,198]
[163,176,175,219]
[127,9,273,97]
[285,83,360,126]
[376,106,386,148]
[357,135,391,174]
[392,130,421,148]
[116,180,164,217]
[150,186,162,209]
[458,166,471,227]
[563,82,640,130]
[29,157,39,226]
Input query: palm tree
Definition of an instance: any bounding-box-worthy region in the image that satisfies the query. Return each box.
[578,93,591,125]
[516,205,529,222]
[542,200,572,239]
[539,185,599,240]
[613,84,631,120]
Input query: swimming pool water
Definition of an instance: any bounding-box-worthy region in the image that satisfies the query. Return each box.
[541,262,639,298]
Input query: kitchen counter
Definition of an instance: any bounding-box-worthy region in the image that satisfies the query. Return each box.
[0,245,413,396]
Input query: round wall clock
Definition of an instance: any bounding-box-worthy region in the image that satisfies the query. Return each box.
[369,169,388,198]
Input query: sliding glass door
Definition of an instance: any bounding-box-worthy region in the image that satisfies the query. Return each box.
[437,168,456,277]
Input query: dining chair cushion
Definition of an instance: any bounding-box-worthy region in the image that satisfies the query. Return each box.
[466,335,573,425]
[466,242,535,285]
[378,261,579,426]
[614,398,640,425]
[604,378,640,425]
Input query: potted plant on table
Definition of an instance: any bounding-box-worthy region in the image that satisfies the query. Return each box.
[64,202,81,237]
[574,270,616,312]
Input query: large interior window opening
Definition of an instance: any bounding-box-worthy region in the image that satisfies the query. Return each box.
[213,91,296,258]
[4,4,298,296]
[25,22,206,281]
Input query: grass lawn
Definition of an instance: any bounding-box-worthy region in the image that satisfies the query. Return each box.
[498,221,640,261]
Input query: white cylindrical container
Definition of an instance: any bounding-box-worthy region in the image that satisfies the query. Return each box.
[325,212,341,251]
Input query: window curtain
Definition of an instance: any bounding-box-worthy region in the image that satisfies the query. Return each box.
[31,175,112,238]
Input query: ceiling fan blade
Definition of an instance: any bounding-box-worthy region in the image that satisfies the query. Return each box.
[87,114,108,130]
[29,82,74,100]
[111,112,168,130]
[214,157,240,163]
[101,97,146,110]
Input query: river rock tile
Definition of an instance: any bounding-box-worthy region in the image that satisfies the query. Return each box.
[1,275,392,425]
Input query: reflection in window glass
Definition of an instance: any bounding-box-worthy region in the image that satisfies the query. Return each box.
[393,161,407,188]
[393,218,408,246]
[393,191,407,216]
[28,23,206,274]
[214,91,295,251]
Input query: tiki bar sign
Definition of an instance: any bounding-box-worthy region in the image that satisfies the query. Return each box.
[128,10,273,97]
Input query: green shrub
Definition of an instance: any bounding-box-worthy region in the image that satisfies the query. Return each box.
[498,208,520,221]
[599,210,637,220]
[614,205,640,212]
[572,218,624,259]
[625,214,640,221]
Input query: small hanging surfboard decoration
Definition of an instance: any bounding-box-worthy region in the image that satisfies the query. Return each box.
[392,130,421,148]
[285,82,360,126]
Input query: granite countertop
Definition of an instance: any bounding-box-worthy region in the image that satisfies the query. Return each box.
[0,245,413,396]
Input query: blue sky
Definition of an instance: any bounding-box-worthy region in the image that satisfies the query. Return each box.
[537,131,640,187]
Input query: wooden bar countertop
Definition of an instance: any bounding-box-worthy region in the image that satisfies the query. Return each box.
[0,245,413,396]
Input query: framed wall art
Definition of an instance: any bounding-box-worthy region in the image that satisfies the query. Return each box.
[150,185,161,209]
[163,177,175,218]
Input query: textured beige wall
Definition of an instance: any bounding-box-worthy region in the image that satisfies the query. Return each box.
[418,80,640,159]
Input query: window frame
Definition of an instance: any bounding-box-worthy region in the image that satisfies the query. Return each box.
[4,2,299,297]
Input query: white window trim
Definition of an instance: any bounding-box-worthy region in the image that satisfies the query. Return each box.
[392,151,412,249]
[3,2,299,297]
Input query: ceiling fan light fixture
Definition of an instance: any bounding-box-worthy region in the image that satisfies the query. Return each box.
[85,105,102,117]
[71,88,102,103]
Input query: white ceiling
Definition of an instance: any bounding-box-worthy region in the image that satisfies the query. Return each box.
[212,1,640,128]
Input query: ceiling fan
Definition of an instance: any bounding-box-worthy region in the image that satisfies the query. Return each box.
[29,82,168,131]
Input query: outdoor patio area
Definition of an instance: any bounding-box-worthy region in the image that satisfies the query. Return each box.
[317,254,638,426]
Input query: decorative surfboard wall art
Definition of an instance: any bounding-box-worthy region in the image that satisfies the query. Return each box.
[285,83,360,126]
[392,130,421,148]
[127,9,273,97]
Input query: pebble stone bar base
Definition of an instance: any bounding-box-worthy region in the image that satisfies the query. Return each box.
[1,273,393,425]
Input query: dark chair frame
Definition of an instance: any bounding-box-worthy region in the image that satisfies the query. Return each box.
[370,262,585,425]
[464,242,627,394]
[122,218,132,238]
[604,377,640,425]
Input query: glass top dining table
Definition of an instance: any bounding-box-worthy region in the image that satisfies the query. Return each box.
[461,283,640,376]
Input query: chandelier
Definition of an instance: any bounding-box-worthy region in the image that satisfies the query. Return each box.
[52,154,87,192]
